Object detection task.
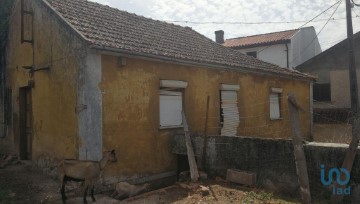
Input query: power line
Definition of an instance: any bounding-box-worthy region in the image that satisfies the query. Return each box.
[256,0,343,55]
[290,0,343,66]
[352,0,360,6]
[165,16,359,25]
[353,8,360,17]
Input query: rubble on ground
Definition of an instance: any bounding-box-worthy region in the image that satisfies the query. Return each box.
[0,155,19,169]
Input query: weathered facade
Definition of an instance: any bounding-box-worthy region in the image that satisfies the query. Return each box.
[1,0,85,162]
[2,0,313,184]
[100,55,312,180]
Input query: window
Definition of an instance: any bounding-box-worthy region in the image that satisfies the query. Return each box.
[220,84,240,136]
[159,80,188,129]
[313,84,331,102]
[270,88,282,120]
[246,51,257,58]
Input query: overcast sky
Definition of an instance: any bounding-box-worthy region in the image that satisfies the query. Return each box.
[89,0,360,51]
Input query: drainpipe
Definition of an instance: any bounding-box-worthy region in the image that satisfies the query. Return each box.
[285,43,289,68]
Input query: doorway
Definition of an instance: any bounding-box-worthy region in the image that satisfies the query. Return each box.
[19,87,32,160]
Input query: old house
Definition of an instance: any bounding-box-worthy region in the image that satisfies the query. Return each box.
[218,27,322,69]
[1,0,313,184]
[297,31,360,143]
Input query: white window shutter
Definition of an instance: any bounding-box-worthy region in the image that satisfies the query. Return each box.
[270,93,280,119]
[159,91,183,127]
[221,90,239,136]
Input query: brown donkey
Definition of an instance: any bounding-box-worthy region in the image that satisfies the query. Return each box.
[58,150,117,203]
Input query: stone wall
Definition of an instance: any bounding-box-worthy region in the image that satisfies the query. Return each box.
[173,135,298,194]
[172,135,360,201]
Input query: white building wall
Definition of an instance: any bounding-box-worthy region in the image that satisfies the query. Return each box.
[234,27,321,69]
[330,70,360,109]
[290,27,322,68]
[238,44,289,68]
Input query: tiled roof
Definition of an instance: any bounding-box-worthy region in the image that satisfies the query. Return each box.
[44,0,312,79]
[223,29,300,49]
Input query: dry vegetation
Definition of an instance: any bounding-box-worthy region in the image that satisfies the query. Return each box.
[120,182,299,204]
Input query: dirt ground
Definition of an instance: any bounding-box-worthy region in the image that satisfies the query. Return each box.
[0,162,300,204]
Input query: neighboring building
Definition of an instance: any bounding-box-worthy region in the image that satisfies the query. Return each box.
[296,31,360,143]
[218,27,322,69]
[1,0,313,184]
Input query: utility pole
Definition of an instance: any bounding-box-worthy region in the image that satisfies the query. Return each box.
[347,0,359,113]
[331,0,359,202]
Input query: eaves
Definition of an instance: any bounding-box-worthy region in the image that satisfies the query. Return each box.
[91,45,315,83]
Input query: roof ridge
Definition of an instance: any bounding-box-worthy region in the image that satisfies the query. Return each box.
[226,28,302,41]
[54,0,193,32]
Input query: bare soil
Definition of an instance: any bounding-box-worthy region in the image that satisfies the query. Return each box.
[119,182,299,204]
[0,162,300,204]
[0,162,60,203]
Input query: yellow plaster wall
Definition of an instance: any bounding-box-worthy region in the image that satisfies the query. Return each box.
[100,55,311,178]
[5,0,83,162]
[3,0,311,180]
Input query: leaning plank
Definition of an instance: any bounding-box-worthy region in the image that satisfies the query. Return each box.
[200,96,210,170]
[182,111,199,182]
[288,93,311,204]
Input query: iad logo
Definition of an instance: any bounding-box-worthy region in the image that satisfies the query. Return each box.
[320,164,351,195]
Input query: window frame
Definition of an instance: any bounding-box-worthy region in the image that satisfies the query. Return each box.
[269,88,283,120]
[219,84,240,136]
[159,80,188,129]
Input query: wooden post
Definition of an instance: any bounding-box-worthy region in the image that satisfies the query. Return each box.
[182,111,199,182]
[200,96,210,170]
[288,93,311,204]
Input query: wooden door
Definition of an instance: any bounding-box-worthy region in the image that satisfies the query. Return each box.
[19,87,32,160]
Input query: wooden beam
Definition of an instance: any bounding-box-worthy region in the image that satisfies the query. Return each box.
[288,93,311,204]
[182,111,199,182]
[200,96,210,170]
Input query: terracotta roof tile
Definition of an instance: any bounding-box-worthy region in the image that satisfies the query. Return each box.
[223,29,300,48]
[44,0,312,79]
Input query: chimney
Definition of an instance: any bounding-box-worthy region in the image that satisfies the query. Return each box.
[215,30,224,44]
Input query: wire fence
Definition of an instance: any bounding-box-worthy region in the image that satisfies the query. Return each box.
[203,91,356,143]
[180,91,358,202]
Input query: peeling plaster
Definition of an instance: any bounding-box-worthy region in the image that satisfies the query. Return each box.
[78,52,103,161]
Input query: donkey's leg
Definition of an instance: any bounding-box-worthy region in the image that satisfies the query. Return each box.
[90,181,96,202]
[83,181,89,204]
